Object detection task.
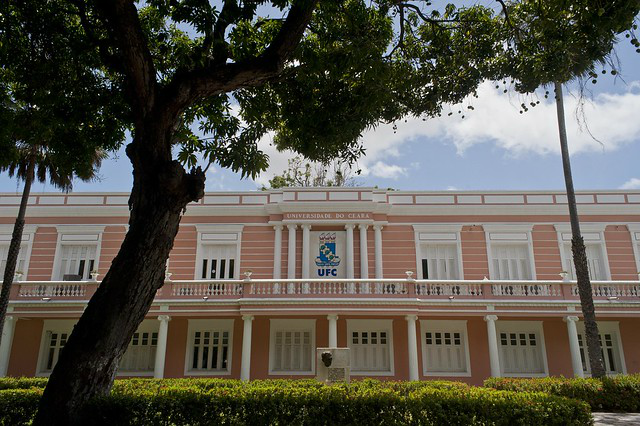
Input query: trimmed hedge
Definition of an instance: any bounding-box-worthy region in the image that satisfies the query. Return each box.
[485,375,640,412]
[0,378,591,425]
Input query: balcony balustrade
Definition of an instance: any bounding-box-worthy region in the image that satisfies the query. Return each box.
[10,278,640,303]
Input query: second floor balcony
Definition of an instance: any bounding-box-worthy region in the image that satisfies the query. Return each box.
[10,277,640,304]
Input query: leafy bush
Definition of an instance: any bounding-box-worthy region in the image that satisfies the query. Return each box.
[0,377,47,390]
[485,375,640,412]
[0,388,42,426]
[0,378,591,425]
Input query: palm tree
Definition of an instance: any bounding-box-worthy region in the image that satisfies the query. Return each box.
[0,142,107,348]
[554,82,606,378]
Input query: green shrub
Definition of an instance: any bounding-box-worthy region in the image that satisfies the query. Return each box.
[0,378,591,425]
[485,375,640,412]
[0,388,42,426]
[0,377,47,390]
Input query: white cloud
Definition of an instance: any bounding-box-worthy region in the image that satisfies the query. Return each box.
[360,161,407,179]
[620,178,640,189]
[361,80,640,158]
[252,80,640,187]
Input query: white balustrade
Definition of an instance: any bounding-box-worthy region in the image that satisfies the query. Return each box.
[572,281,640,298]
[18,282,87,297]
[11,279,640,302]
[248,279,407,296]
[492,282,560,297]
[416,281,483,296]
[171,281,244,297]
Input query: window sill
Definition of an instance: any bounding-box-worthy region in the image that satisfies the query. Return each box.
[117,371,154,377]
[184,370,232,376]
[502,372,547,378]
[268,370,315,376]
[423,371,471,378]
[350,370,395,377]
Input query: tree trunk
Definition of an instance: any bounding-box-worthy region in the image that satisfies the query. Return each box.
[34,129,205,424]
[554,81,606,378]
[0,156,35,349]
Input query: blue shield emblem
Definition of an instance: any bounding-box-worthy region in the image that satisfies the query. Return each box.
[315,233,340,267]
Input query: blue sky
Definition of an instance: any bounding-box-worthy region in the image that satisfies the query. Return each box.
[2,27,640,194]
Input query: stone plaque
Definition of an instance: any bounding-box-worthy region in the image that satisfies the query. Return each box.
[327,367,346,383]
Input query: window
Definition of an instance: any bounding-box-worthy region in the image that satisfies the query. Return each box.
[57,244,97,280]
[119,322,159,373]
[195,224,243,280]
[421,320,470,376]
[564,244,606,281]
[496,322,547,376]
[347,319,394,375]
[0,227,34,278]
[0,243,27,278]
[269,319,315,374]
[491,244,532,280]
[186,319,234,375]
[421,244,459,280]
[40,320,159,376]
[38,320,75,375]
[577,322,625,375]
[557,225,609,281]
[42,330,68,373]
[484,225,535,281]
[413,225,463,281]
[200,245,236,279]
[53,226,104,281]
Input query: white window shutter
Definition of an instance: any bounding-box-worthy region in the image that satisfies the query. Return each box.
[59,245,97,280]
[422,244,459,280]
[492,245,531,280]
[565,244,605,281]
[0,244,27,277]
[201,244,236,279]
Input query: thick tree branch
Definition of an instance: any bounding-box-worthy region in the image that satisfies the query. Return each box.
[160,0,317,123]
[96,0,157,121]
[69,0,125,75]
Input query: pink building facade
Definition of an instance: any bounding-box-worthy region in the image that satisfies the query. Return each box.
[1,188,639,384]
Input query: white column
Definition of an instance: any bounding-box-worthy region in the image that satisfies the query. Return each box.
[406,315,419,381]
[241,315,254,381]
[359,224,369,279]
[273,225,283,279]
[327,314,338,348]
[484,315,501,377]
[287,224,297,279]
[345,224,355,279]
[302,224,311,279]
[0,316,16,377]
[154,315,171,379]
[564,316,584,378]
[374,225,384,279]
